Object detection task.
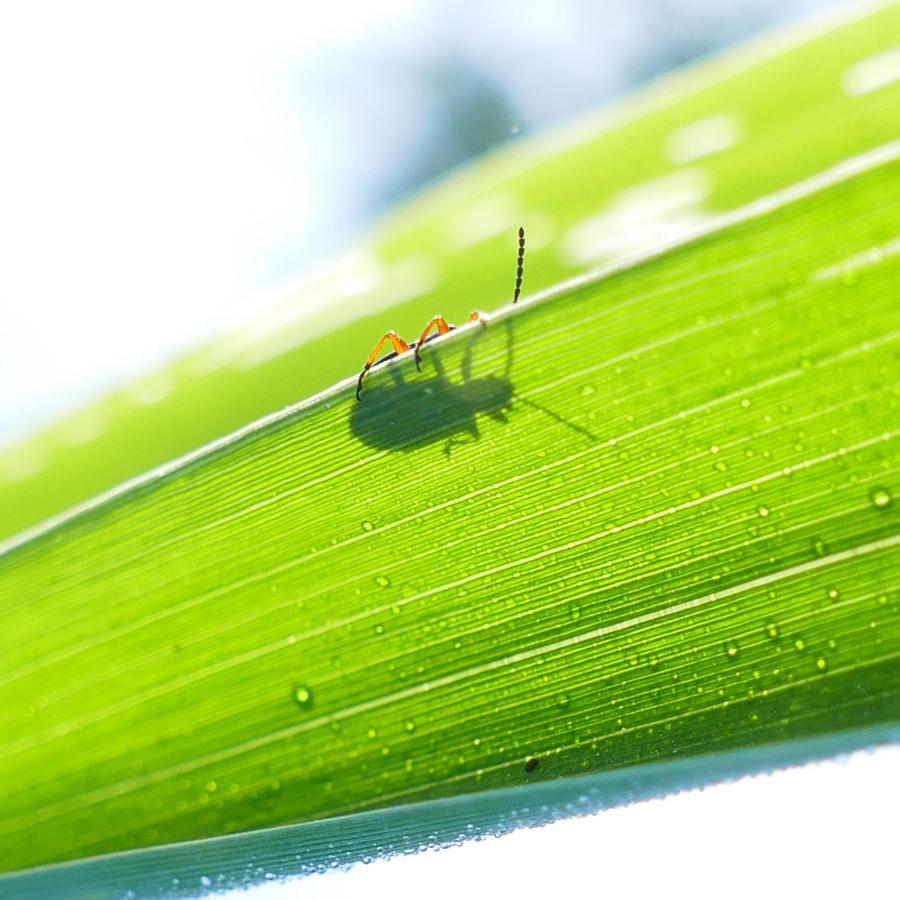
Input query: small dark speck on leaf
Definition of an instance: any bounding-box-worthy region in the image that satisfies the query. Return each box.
[524,757,539,773]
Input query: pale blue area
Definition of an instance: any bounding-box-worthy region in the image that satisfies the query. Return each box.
[3,723,897,898]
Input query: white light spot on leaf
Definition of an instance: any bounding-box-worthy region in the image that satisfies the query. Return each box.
[0,442,48,483]
[336,253,384,297]
[126,369,176,406]
[518,212,555,253]
[842,46,900,95]
[665,114,742,164]
[55,407,108,447]
[233,254,440,370]
[188,249,389,374]
[811,236,900,282]
[445,193,521,251]
[561,170,713,267]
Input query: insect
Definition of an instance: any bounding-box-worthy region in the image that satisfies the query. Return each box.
[355,226,526,400]
[348,325,515,455]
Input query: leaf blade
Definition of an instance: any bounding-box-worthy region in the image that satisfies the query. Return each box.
[2,143,899,869]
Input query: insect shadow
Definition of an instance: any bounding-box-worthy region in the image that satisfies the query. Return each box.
[349,322,596,455]
[349,325,515,455]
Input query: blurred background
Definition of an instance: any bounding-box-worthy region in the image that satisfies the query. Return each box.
[0,0,855,450]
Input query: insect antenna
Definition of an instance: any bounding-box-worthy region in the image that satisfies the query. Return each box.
[500,226,527,377]
[514,226,525,303]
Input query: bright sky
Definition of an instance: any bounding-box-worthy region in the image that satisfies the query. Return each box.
[221,744,898,900]
[0,1,417,443]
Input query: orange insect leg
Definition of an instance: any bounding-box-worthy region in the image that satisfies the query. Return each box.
[414,315,454,370]
[356,330,410,400]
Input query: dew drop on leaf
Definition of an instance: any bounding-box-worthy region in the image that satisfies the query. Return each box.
[811,538,828,558]
[757,506,770,518]
[293,685,314,710]
[765,622,780,639]
[375,575,391,588]
[816,657,827,671]
[724,640,740,659]
[361,520,374,532]
[869,486,893,509]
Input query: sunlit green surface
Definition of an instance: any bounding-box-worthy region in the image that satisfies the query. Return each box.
[2,2,899,538]
[3,724,897,898]
[1,142,899,870]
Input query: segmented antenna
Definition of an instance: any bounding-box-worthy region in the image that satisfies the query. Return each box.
[514,226,525,303]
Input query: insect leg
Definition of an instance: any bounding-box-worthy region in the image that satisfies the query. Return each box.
[414,315,454,371]
[356,330,410,400]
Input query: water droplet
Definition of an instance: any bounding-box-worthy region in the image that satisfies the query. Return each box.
[580,384,596,397]
[757,506,770,518]
[714,460,728,472]
[764,622,780,639]
[827,588,840,600]
[361,520,374,532]
[293,685,314,710]
[205,781,217,793]
[724,640,740,659]
[200,876,212,888]
[374,624,385,635]
[404,721,416,732]
[367,728,377,740]
[811,538,828,558]
[794,638,806,652]
[816,657,827,671]
[375,575,391,588]
[869,486,893,509]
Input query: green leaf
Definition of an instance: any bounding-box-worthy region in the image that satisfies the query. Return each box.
[3,723,897,898]
[2,2,899,539]
[2,138,899,871]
